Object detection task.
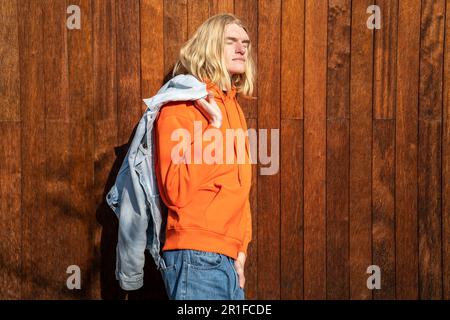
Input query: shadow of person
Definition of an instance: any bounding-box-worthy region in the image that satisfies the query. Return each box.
[96,68,179,300]
[96,124,169,300]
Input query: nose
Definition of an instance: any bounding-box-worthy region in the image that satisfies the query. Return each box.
[235,42,246,54]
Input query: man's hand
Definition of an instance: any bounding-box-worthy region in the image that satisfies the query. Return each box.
[195,92,222,128]
[234,251,246,289]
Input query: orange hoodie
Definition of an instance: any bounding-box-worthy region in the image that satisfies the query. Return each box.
[154,77,252,259]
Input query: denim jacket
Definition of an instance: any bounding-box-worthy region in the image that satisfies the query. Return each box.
[105,74,208,290]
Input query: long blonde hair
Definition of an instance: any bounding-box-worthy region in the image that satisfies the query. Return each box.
[172,13,256,98]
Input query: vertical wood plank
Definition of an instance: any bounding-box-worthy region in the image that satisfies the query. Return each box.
[187,0,209,38]
[67,0,95,299]
[209,0,233,15]
[245,117,258,300]
[418,0,445,300]
[116,0,145,298]
[234,0,258,119]
[418,120,443,299]
[44,0,69,122]
[280,119,303,299]
[234,0,259,299]
[0,0,20,121]
[93,0,122,300]
[141,0,164,99]
[281,0,304,120]
[395,0,421,300]
[327,119,349,300]
[327,0,351,119]
[257,0,281,300]
[349,0,374,300]
[304,0,327,300]
[373,0,398,119]
[117,0,142,143]
[19,0,47,299]
[443,0,450,300]
[0,0,21,299]
[419,0,445,121]
[137,0,168,300]
[372,120,396,299]
[43,0,72,299]
[326,0,351,300]
[164,0,188,77]
[0,122,21,299]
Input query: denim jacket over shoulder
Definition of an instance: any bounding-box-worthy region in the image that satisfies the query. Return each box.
[105,74,208,290]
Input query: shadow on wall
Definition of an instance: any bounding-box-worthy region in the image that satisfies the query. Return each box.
[95,69,176,300]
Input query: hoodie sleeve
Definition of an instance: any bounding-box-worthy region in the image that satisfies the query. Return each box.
[155,113,223,208]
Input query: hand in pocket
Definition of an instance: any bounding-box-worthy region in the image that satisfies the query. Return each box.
[234,252,246,289]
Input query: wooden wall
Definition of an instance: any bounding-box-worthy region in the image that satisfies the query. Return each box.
[0,0,449,300]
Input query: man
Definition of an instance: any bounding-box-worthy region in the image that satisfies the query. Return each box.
[154,13,255,300]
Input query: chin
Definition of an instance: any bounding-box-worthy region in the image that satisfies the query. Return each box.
[229,68,245,75]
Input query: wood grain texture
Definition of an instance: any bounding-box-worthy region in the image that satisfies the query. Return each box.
[281,119,303,299]
[326,118,349,299]
[19,0,48,299]
[234,0,258,119]
[373,0,398,119]
[418,119,443,299]
[187,0,209,38]
[0,0,20,299]
[257,0,281,300]
[372,120,395,299]
[0,122,21,299]
[117,0,142,142]
[349,0,374,300]
[327,0,350,120]
[234,0,258,299]
[164,0,188,78]
[44,0,69,122]
[138,0,169,300]
[141,0,164,100]
[209,0,233,15]
[395,0,420,300]
[326,0,351,299]
[93,0,121,300]
[42,0,72,299]
[245,117,258,300]
[281,0,304,120]
[444,0,450,300]
[304,0,327,300]
[67,0,95,299]
[419,0,445,121]
[0,0,20,121]
[418,0,445,300]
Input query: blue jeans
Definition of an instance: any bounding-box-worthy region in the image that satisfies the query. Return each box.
[159,249,245,300]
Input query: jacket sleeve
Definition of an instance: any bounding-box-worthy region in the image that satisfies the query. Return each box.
[114,169,150,291]
[238,198,252,255]
[155,114,223,208]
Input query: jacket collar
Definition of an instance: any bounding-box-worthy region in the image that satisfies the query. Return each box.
[142,74,208,111]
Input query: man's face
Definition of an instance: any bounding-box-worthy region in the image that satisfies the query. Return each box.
[223,23,250,76]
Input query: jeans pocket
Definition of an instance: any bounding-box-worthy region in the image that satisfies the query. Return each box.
[188,250,223,270]
[160,264,177,299]
[185,255,230,300]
